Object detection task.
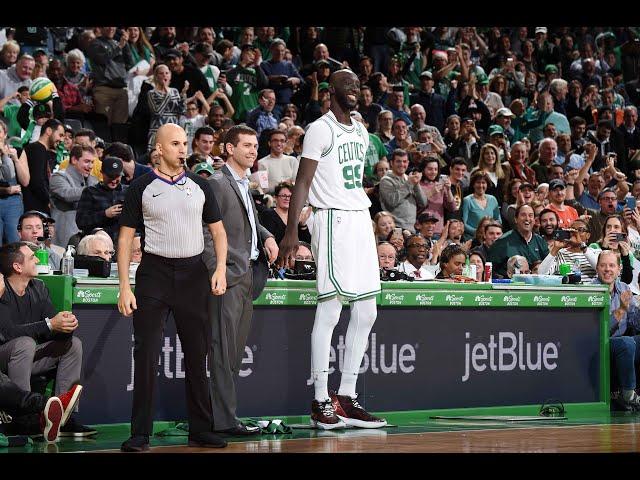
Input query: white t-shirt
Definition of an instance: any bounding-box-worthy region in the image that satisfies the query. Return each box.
[301,110,371,210]
[257,154,299,193]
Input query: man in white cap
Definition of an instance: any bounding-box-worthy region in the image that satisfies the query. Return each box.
[494,107,516,144]
[533,27,560,77]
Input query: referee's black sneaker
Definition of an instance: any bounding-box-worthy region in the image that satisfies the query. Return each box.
[188,431,227,448]
[121,435,150,452]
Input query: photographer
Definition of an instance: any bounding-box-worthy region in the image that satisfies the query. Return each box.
[283,241,315,280]
[379,149,428,232]
[537,218,599,282]
[397,234,435,280]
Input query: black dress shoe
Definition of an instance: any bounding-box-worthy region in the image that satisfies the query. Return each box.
[121,435,150,452]
[188,431,227,448]
[215,423,261,436]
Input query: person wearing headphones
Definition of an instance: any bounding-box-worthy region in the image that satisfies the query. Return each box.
[16,211,61,270]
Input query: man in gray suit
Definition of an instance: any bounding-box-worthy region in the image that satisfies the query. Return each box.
[203,125,278,436]
[50,145,98,247]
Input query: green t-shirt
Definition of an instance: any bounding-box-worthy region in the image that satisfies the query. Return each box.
[230,66,260,123]
[2,104,22,139]
[364,134,387,179]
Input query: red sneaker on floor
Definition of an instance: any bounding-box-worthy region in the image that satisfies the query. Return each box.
[57,384,83,426]
[310,399,346,430]
[330,392,387,429]
[41,397,63,443]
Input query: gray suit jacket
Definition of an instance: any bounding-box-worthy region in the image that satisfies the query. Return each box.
[202,164,274,299]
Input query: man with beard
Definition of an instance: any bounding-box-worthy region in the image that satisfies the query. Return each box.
[152,27,179,64]
[21,119,65,214]
[278,70,387,430]
[488,204,549,278]
[547,178,578,228]
[538,208,560,250]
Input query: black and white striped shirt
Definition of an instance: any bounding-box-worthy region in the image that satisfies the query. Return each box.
[120,171,221,258]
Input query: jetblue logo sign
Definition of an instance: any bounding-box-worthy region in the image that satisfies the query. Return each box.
[462,331,559,382]
[306,333,416,385]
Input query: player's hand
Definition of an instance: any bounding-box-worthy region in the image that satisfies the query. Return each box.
[118,288,137,317]
[264,237,279,264]
[211,268,227,295]
[298,206,312,226]
[277,231,299,269]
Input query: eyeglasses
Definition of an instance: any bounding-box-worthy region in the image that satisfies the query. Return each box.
[277,194,292,199]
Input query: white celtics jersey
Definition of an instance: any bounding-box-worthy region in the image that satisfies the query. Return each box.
[301,110,371,210]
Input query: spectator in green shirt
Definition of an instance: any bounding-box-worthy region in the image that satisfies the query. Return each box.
[350,110,387,179]
[487,204,549,278]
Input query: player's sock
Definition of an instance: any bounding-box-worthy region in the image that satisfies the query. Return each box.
[311,296,343,402]
[339,297,377,397]
[337,372,358,398]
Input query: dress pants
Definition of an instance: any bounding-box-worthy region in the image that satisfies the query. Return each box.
[131,252,213,436]
[208,265,254,430]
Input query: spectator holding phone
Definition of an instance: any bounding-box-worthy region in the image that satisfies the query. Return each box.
[417,157,456,236]
[75,157,128,244]
[588,214,634,284]
[538,218,598,282]
[379,149,428,232]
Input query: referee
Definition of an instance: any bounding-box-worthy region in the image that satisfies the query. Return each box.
[117,124,228,452]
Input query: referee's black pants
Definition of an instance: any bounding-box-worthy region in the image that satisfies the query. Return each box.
[131,253,213,436]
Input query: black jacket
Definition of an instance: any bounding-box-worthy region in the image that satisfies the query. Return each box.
[75,182,128,242]
[0,278,68,345]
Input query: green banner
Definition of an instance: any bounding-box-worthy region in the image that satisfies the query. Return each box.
[379,290,607,308]
[68,281,608,309]
[73,287,121,305]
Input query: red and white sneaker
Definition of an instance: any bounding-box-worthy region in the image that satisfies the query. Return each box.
[57,384,83,426]
[41,397,63,443]
[330,392,387,429]
[310,399,346,430]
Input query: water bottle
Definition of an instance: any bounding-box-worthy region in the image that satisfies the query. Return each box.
[572,259,582,284]
[61,245,75,276]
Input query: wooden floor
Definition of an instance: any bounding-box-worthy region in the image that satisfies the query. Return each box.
[100,423,640,453]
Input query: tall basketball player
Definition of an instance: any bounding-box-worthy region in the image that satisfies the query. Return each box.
[277,70,387,430]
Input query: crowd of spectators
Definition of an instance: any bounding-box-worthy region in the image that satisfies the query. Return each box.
[3,26,640,421]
